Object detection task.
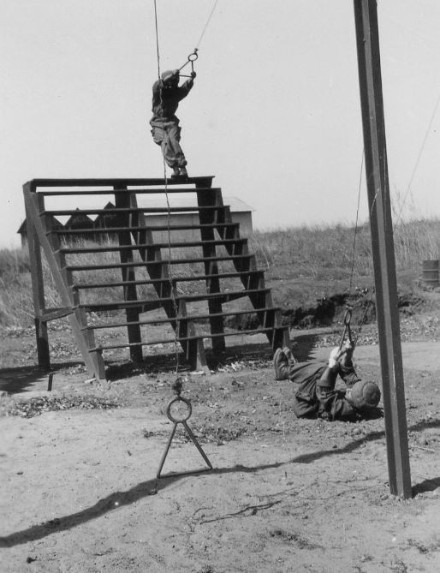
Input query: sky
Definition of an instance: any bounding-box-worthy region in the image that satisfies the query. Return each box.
[1,0,440,248]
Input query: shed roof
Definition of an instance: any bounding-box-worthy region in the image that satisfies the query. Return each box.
[136,195,254,212]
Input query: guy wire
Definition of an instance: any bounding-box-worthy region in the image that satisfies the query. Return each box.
[153,0,181,373]
[396,92,440,224]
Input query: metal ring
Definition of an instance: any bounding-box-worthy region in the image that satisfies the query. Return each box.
[166,397,192,423]
[188,50,199,62]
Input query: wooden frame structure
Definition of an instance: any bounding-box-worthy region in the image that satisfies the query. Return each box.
[24,177,289,381]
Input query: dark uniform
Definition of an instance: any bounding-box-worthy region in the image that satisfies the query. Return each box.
[280,357,361,421]
[150,72,195,171]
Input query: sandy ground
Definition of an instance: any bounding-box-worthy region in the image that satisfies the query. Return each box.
[1,327,440,572]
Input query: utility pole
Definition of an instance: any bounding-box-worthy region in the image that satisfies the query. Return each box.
[353,0,412,498]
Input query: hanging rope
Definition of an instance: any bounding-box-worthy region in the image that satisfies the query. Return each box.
[152,0,181,373]
[151,0,220,371]
[339,149,371,348]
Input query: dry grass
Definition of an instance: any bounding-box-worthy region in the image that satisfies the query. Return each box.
[2,218,440,327]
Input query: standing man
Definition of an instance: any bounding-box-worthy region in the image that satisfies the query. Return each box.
[150,69,196,178]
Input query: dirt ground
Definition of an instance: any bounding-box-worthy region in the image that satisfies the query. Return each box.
[1,314,440,573]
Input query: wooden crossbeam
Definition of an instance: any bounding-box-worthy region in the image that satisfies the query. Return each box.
[72,270,264,290]
[50,223,239,236]
[83,307,279,330]
[89,327,279,353]
[58,238,247,254]
[64,254,254,272]
[27,176,214,189]
[42,205,225,216]
[78,288,270,312]
[37,186,214,196]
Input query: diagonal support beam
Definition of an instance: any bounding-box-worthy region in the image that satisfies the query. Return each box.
[24,185,106,382]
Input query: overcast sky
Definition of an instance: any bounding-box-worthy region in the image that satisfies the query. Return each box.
[1,0,440,248]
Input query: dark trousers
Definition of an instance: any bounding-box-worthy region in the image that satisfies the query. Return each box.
[151,121,187,168]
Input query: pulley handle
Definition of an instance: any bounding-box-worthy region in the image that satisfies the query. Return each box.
[338,307,353,350]
[179,48,199,73]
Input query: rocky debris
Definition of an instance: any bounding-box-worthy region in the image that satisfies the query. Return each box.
[5,395,120,418]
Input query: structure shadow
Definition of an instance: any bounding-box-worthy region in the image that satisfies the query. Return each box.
[0,461,287,548]
[291,418,440,464]
[412,477,440,496]
[289,333,321,362]
[106,342,275,380]
[0,361,85,395]
[2,418,440,548]
[291,418,440,498]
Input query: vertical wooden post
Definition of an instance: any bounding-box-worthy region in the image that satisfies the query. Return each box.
[196,186,226,354]
[353,0,412,498]
[24,183,50,370]
[114,187,143,363]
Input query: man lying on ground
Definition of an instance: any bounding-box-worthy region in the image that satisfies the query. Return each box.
[274,342,381,421]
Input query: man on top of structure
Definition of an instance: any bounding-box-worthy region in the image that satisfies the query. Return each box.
[274,341,381,421]
[150,68,196,179]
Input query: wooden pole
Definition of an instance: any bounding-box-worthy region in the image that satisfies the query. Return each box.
[24,184,50,370]
[353,0,411,498]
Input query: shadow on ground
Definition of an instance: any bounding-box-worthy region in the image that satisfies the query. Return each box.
[0,361,85,395]
[3,418,439,548]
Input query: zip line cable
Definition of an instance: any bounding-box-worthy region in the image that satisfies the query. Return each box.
[342,150,370,348]
[396,92,440,224]
[194,0,220,50]
[178,0,220,72]
[348,150,364,294]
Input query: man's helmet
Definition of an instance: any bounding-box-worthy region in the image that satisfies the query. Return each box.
[161,69,179,86]
[350,380,381,410]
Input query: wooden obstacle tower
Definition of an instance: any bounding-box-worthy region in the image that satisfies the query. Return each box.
[24,177,289,380]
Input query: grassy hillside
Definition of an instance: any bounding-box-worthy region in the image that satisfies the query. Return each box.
[1,218,440,328]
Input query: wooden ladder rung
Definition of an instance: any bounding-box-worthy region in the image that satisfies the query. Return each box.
[37,185,214,196]
[41,205,225,217]
[65,254,254,272]
[89,327,280,352]
[78,288,270,312]
[48,223,239,236]
[73,269,263,290]
[58,238,247,255]
[83,307,279,330]
[181,288,269,303]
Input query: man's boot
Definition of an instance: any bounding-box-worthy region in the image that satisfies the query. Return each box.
[273,348,290,381]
